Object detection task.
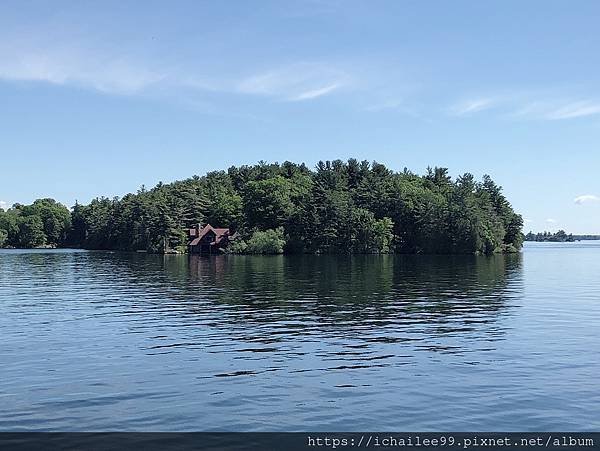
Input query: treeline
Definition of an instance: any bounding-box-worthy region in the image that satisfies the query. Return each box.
[524,230,575,242]
[0,199,71,248]
[572,235,600,241]
[1,159,523,254]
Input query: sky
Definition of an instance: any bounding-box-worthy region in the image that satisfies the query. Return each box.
[1,1,599,234]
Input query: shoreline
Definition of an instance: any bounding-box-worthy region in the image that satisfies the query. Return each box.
[4,240,599,255]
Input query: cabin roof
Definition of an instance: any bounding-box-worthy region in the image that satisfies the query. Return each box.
[188,224,231,246]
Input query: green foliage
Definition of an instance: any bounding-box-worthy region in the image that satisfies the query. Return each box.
[243,176,295,230]
[226,238,248,254]
[21,199,72,244]
[372,216,395,253]
[18,216,46,248]
[0,199,70,248]
[1,160,524,255]
[71,178,210,252]
[0,229,7,247]
[525,230,574,243]
[204,171,243,228]
[244,228,286,254]
[0,208,19,245]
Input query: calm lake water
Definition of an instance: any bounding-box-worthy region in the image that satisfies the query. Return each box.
[1,243,599,431]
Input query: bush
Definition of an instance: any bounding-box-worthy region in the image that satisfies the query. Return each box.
[245,227,286,254]
[226,239,248,254]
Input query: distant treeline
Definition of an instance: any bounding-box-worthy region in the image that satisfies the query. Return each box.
[1,159,524,254]
[525,231,600,242]
[525,230,575,242]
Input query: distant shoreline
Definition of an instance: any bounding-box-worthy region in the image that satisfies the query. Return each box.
[524,230,600,243]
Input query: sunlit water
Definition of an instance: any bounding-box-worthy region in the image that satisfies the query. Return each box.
[1,243,599,431]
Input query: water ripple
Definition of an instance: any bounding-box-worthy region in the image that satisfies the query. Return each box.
[1,245,599,430]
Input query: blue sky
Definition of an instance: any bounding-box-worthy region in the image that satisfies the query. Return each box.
[1,1,599,233]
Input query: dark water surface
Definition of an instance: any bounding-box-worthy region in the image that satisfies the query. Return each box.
[1,243,599,431]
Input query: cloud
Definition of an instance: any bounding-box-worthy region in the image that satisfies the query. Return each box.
[0,23,347,101]
[0,200,7,210]
[574,194,600,205]
[0,36,168,95]
[237,63,347,102]
[546,218,557,224]
[515,100,600,121]
[0,38,347,103]
[288,83,341,101]
[544,101,600,120]
[524,218,534,224]
[449,91,600,122]
[3,22,597,117]
[449,98,496,116]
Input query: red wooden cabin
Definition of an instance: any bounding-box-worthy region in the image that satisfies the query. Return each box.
[188,224,236,254]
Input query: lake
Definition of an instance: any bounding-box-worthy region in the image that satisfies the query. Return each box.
[1,242,599,431]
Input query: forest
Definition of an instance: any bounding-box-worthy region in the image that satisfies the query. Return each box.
[0,159,523,255]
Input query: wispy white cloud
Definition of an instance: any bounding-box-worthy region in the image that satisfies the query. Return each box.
[545,101,600,120]
[449,97,496,116]
[0,200,8,210]
[574,194,600,205]
[236,63,347,102]
[3,24,598,118]
[546,218,557,224]
[524,218,534,224]
[448,90,600,121]
[454,92,600,121]
[0,37,348,103]
[514,100,600,121]
[0,9,360,106]
[0,39,167,95]
[289,83,341,101]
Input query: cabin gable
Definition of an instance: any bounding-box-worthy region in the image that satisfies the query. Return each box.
[188,224,233,254]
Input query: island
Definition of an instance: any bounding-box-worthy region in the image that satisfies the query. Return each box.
[524,231,575,242]
[0,159,524,255]
[525,231,600,242]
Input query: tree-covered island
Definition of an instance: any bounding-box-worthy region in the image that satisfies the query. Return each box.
[0,159,524,255]
[524,231,575,242]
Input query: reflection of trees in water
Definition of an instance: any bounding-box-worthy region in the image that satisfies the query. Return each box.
[65,251,522,348]
[184,253,521,301]
[7,251,524,358]
[180,254,523,340]
[0,250,101,298]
